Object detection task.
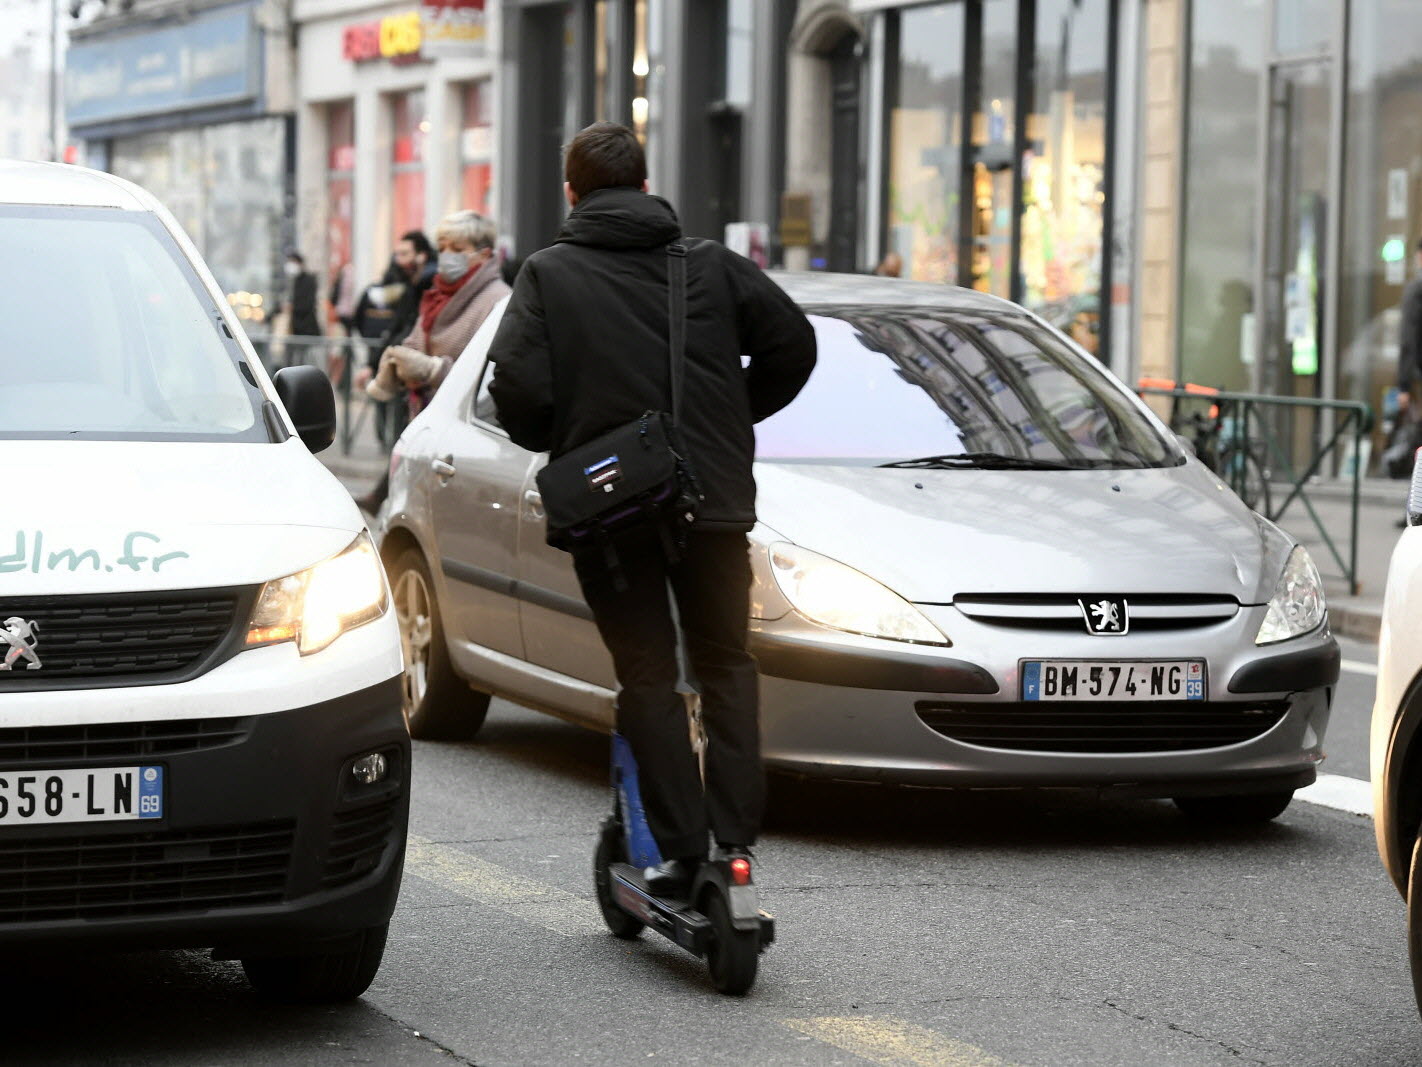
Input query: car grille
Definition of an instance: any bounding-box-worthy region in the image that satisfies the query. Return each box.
[0,820,294,923]
[915,701,1289,753]
[0,589,249,690]
[0,719,253,765]
[321,797,401,890]
[950,594,1239,632]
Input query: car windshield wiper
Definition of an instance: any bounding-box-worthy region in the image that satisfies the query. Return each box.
[878,452,1079,471]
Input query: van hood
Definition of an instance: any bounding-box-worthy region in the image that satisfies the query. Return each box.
[752,460,1290,605]
[2,440,363,595]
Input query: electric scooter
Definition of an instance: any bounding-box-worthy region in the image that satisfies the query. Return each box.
[592,734,774,995]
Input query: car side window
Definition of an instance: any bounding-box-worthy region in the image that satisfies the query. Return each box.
[470,359,502,429]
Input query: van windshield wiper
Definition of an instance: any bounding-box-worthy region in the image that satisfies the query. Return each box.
[878,452,1079,471]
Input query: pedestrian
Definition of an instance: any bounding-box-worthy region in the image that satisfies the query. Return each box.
[487,122,817,896]
[281,252,322,367]
[358,213,508,513]
[1388,236,1422,523]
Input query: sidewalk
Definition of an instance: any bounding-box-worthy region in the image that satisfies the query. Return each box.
[317,399,1404,644]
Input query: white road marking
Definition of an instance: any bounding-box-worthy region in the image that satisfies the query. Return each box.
[782,1017,1014,1067]
[1340,658,1379,676]
[404,835,604,937]
[1296,773,1373,817]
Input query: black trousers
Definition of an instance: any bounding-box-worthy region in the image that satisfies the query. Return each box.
[572,528,763,859]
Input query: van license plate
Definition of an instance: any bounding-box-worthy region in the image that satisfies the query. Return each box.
[1022,661,1205,701]
[0,766,163,825]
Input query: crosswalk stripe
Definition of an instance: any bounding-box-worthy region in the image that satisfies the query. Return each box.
[404,835,604,937]
[782,1017,1014,1067]
[1295,772,1373,817]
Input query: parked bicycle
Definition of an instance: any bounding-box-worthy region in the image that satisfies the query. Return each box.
[1138,378,1272,515]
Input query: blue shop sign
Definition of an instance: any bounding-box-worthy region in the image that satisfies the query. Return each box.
[67,3,261,129]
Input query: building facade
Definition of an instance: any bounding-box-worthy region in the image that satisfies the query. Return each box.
[65,0,297,320]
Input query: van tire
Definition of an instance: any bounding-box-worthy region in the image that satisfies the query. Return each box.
[391,547,490,740]
[242,922,389,1003]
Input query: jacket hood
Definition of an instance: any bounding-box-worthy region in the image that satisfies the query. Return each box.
[556,187,682,250]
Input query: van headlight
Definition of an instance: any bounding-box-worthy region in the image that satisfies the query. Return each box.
[769,542,948,645]
[245,533,389,655]
[1255,546,1326,645]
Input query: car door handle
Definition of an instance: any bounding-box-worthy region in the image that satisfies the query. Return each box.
[432,456,456,480]
[523,489,544,519]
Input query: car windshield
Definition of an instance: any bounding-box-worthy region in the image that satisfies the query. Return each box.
[0,206,268,442]
[754,307,1179,469]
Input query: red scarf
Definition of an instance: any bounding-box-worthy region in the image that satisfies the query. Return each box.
[419,264,478,336]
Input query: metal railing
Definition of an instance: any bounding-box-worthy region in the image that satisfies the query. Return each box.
[1136,381,1373,594]
[246,332,405,457]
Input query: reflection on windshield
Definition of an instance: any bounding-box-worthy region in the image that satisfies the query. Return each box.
[754,308,1175,468]
[0,207,265,442]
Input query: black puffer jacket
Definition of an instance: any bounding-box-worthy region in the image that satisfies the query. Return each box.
[488,187,817,530]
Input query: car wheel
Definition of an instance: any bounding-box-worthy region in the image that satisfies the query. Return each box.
[1407,832,1422,1014]
[391,547,490,740]
[242,922,389,1003]
[1172,790,1293,823]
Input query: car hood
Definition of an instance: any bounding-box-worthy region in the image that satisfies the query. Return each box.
[752,460,1285,604]
[3,440,363,595]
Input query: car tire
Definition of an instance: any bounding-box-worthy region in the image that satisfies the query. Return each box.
[1172,790,1293,823]
[391,547,490,740]
[242,922,389,1003]
[1407,831,1422,1014]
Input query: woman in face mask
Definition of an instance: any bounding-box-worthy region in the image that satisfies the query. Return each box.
[369,210,510,415]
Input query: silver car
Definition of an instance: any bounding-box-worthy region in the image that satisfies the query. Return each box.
[380,274,1339,823]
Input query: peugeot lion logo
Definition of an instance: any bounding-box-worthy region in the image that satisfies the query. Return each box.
[1079,597,1129,636]
[0,616,41,670]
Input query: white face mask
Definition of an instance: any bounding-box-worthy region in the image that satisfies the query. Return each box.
[437,250,471,283]
[284,261,300,278]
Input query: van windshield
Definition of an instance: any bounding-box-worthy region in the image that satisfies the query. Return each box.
[0,206,269,442]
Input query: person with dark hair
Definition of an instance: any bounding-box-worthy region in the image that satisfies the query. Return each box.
[1398,237,1422,415]
[282,251,322,352]
[488,121,817,898]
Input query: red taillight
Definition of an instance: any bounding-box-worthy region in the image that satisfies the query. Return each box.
[729,857,751,885]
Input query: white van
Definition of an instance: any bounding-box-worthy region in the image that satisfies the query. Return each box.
[0,161,407,1002]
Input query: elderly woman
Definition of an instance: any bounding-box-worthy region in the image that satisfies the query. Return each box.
[358,211,508,514]
[367,209,509,414]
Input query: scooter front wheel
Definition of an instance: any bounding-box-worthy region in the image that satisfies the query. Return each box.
[703,887,758,995]
[594,818,644,940]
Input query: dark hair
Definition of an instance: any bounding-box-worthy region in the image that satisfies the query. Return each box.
[399,230,435,259]
[564,122,646,198]
[286,251,305,266]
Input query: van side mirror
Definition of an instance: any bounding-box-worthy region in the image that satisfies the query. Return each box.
[273,365,337,454]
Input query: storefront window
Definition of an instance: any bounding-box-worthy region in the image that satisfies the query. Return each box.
[888,3,965,284]
[392,90,426,246]
[1338,4,1422,453]
[1275,0,1332,56]
[326,101,355,304]
[459,82,493,215]
[971,0,1017,297]
[1179,0,1266,391]
[1020,0,1107,356]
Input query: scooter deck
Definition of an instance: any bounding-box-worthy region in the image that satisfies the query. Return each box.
[609,863,776,954]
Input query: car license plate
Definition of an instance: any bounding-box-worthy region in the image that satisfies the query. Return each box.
[0,765,163,826]
[1022,661,1205,701]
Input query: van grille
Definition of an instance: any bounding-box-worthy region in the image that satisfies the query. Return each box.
[0,719,252,765]
[0,820,294,923]
[0,589,248,690]
[916,701,1288,753]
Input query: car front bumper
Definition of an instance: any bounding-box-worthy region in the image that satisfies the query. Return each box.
[750,611,1336,796]
[0,676,409,953]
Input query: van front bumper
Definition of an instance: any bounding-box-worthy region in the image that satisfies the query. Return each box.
[0,676,408,953]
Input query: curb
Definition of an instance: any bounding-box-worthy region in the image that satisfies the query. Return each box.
[1329,605,1382,644]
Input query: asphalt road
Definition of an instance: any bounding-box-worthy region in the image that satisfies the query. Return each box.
[4,635,1413,1067]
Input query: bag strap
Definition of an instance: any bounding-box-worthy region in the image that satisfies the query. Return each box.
[667,241,687,425]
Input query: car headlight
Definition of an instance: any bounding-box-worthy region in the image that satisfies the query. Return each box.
[245,533,389,655]
[1255,545,1325,645]
[768,542,948,645]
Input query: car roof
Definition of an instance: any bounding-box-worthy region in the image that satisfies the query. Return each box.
[768,270,1028,315]
[0,159,153,211]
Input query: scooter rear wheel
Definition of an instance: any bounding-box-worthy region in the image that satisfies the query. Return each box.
[594,819,644,940]
[703,887,758,995]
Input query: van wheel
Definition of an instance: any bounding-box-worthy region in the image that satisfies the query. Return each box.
[242,922,389,1003]
[391,548,490,740]
[1172,790,1293,823]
